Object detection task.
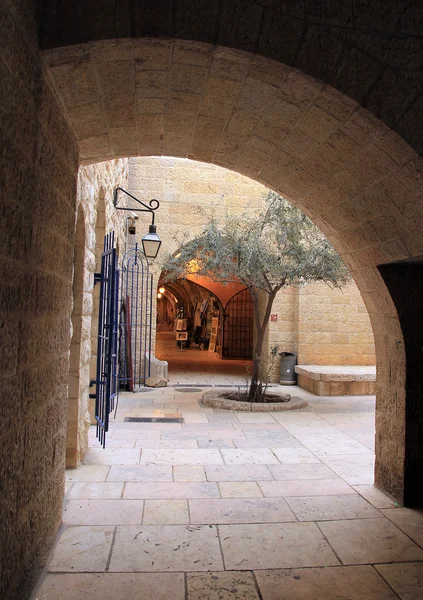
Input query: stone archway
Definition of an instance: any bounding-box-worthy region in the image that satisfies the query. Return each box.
[40,39,423,504]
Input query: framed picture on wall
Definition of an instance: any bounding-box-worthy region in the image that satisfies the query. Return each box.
[211,326,218,335]
[176,331,188,341]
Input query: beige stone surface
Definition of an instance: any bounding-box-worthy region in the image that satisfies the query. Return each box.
[36,573,186,600]
[187,572,260,600]
[123,482,220,499]
[143,500,190,524]
[220,523,339,569]
[173,466,206,481]
[255,566,398,599]
[319,518,423,564]
[375,563,423,600]
[259,479,356,497]
[189,498,296,525]
[381,507,423,547]
[109,525,224,572]
[219,482,262,498]
[48,526,114,572]
[286,494,381,521]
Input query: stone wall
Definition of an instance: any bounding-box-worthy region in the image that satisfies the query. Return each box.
[67,160,128,468]
[128,156,375,379]
[0,2,79,597]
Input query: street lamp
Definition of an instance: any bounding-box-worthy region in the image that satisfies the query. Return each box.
[114,187,162,259]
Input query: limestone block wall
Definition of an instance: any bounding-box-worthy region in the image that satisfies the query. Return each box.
[69,160,128,468]
[128,157,375,380]
[0,2,79,597]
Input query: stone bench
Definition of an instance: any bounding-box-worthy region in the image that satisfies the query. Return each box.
[295,365,376,396]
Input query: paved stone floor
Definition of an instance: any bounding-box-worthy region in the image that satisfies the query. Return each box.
[33,382,423,599]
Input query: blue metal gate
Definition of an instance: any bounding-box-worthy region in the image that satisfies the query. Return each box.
[94,232,119,446]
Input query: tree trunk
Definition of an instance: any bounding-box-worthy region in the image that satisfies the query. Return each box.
[247,287,279,402]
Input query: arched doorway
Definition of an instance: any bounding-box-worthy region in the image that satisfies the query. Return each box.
[223,288,254,360]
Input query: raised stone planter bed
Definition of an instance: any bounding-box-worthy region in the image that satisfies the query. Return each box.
[295,365,376,396]
[200,390,308,412]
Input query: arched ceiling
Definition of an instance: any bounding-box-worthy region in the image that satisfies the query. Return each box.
[39,1,422,153]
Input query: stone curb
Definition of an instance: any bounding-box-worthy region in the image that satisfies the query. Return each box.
[200,390,308,412]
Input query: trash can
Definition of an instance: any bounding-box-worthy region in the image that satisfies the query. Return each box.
[279,352,297,385]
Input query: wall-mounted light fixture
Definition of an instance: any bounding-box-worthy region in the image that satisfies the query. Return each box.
[159,287,165,294]
[114,187,162,259]
[157,293,162,299]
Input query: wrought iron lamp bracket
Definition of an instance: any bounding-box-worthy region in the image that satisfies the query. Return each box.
[113,187,160,225]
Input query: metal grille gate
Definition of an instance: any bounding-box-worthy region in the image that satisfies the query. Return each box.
[94,236,153,446]
[94,232,119,446]
[223,288,254,359]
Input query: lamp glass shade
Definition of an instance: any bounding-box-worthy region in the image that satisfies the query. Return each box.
[157,293,162,299]
[142,224,162,259]
[159,287,165,294]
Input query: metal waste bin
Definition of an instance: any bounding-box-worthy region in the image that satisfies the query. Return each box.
[279,352,297,385]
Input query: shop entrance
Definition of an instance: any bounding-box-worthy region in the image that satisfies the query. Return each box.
[155,278,253,385]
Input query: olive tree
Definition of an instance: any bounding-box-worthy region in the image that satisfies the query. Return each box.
[162,191,350,402]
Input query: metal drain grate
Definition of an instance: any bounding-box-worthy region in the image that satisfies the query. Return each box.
[124,417,184,423]
[175,388,202,393]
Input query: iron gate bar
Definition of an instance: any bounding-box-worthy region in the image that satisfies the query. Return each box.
[95,231,119,447]
[223,288,254,359]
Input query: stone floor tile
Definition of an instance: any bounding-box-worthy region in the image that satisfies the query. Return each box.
[105,464,171,481]
[255,566,398,599]
[209,430,246,440]
[205,465,273,482]
[67,482,124,499]
[84,448,141,465]
[375,562,423,600]
[36,572,186,599]
[318,455,375,485]
[221,449,279,465]
[65,481,74,494]
[63,499,143,525]
[353,485,397,509]
[173,466,206,481]
[141,449,224,465]
[183,414,210,423]
[135,439,199,449]
[143,500,189,524]
[268,463,338,480]
[219,482,262,498]
[187,571,260,600]
[189,498,296,524]
[124,481,220,499]
[162,431,211,441]
[102,438,136,448]
[232,423,283,430]
[219,523,339,569]
[198,439,235,448]
[48,526,114,572]
[271,448,321,463]
[286,494,381,521]
[319,518,423,564]
[259,479,355,497]
[109,525,224,572]
[66,465,110,482]
[381,507,423,547]
[299,433,372,456]
[236,413,278,423]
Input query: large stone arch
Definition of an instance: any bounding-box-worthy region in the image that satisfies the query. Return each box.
[1,2,422,595]
[40,39,423,504]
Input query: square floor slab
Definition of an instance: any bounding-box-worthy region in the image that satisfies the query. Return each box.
[268,463,338,481]
[85,448,141,465]
[48,526,114,572]
[189,498,296,524]
[106,466,172,482]
[187,571,260,600]
[143,500,189,525]
[353,485,397,509]
[286,494,381,521]
[67,482,124,499]
[221,449,279,465]
[36,573,185,600]
[63,500,143,525]
[140,449,224,465]
[255,566,398,599]
[259,479,355,497]
[381,507,423,547]
[271,448,321,464]
[219,522,339,570]
[219,482,262,498]
[319,518,423,564]
[109,525,224,572]
[319,455,375,485]
[375,562,423,600]
[173,466,206,481]
[124,481,220,499]
[66,465,110,482]
[205,465,273,482]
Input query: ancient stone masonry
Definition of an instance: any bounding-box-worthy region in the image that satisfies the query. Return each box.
[67,160,128,469]
[1,1,423,598]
